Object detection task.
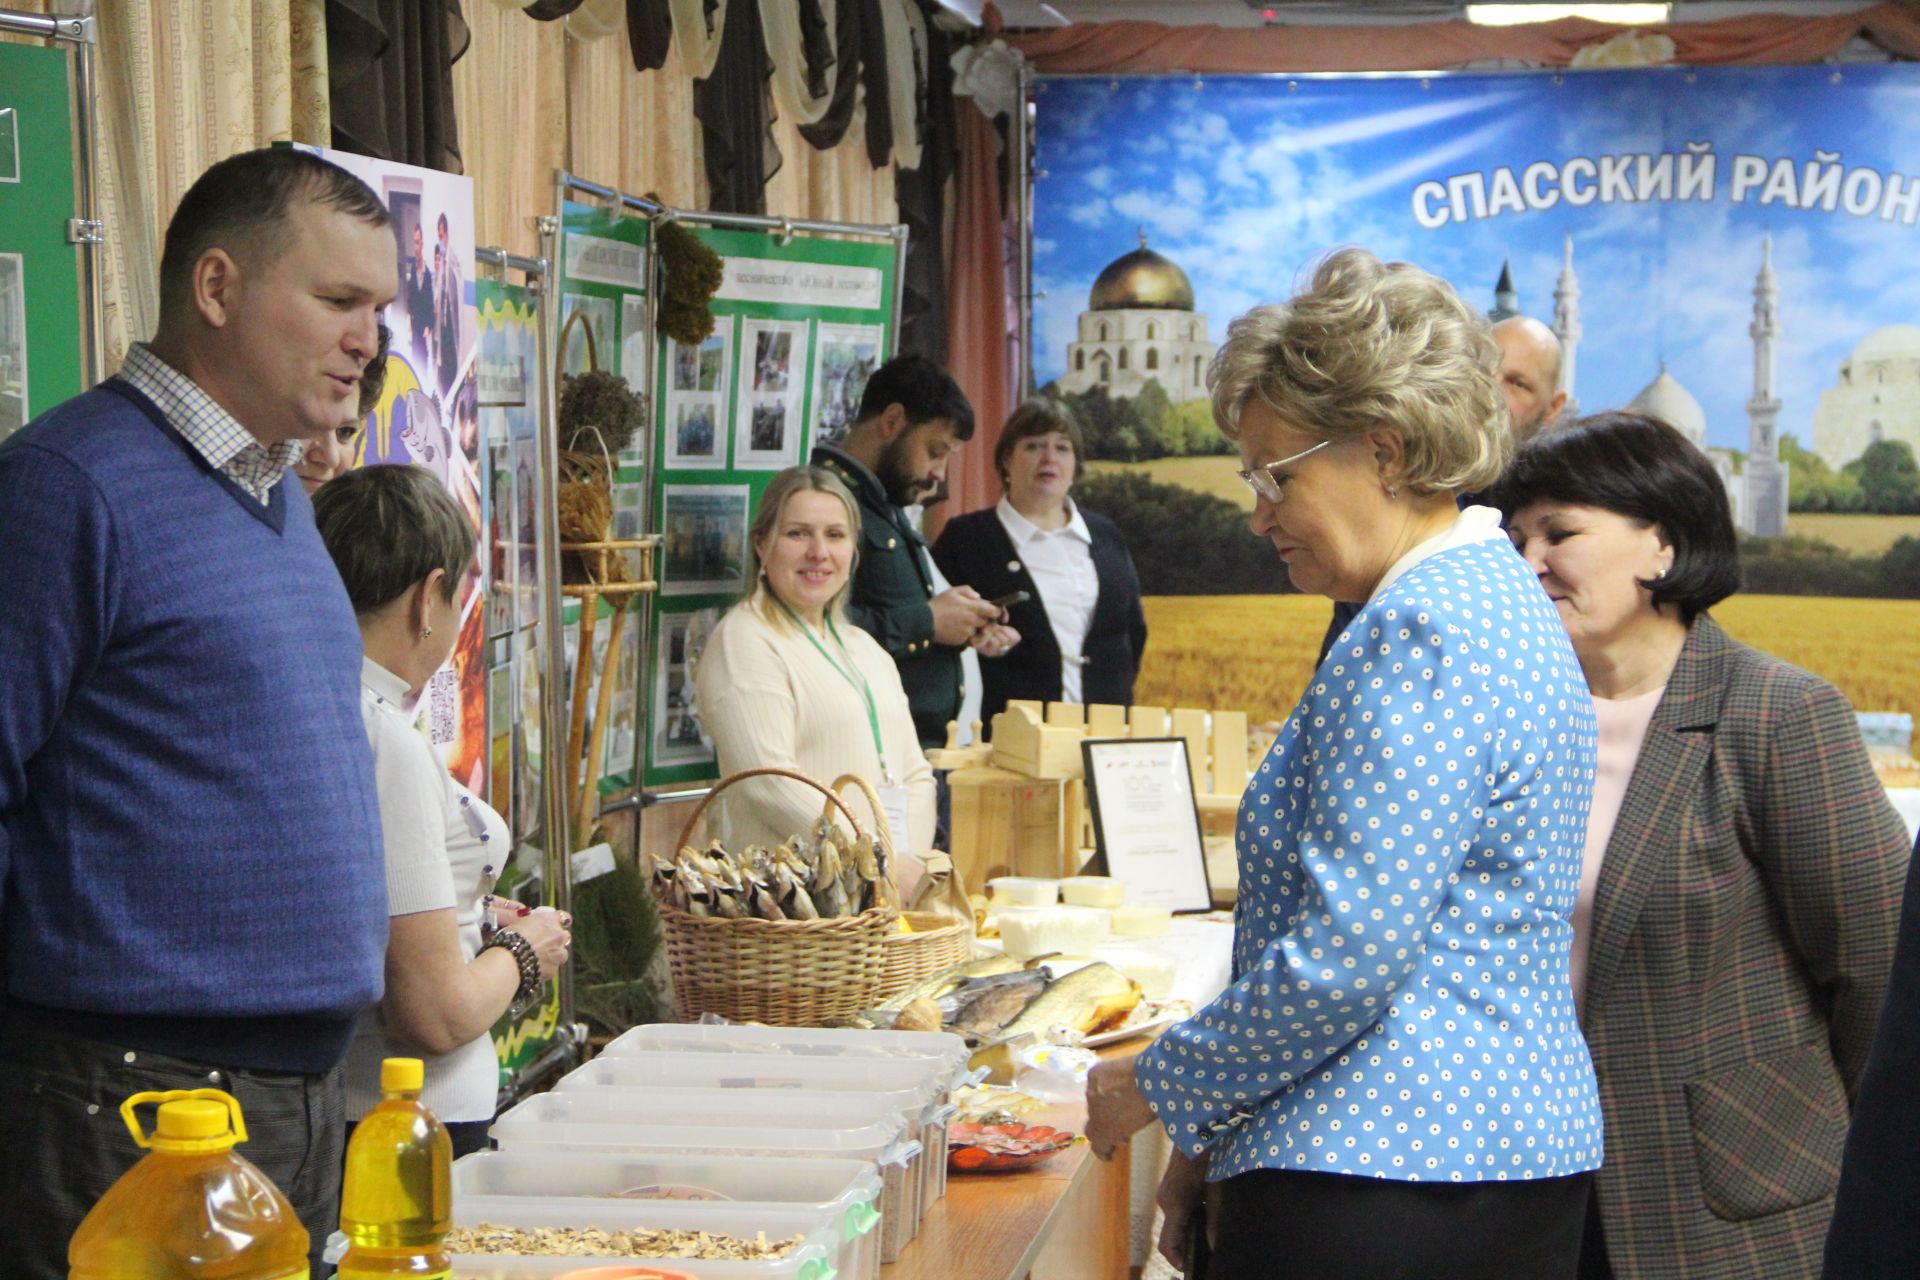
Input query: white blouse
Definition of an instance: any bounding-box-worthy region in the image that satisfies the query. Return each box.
[345,657,504,1123]
[994,497,1098,704]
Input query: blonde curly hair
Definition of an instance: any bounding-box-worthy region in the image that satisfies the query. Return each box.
[1208,247,1510,496]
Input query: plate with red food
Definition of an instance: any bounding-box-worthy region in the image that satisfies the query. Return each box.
[947,1121,1081,1172]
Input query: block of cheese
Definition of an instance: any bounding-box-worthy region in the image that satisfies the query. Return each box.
[1059,876,1127,909]
[987,876,1060,907]
[997,905,1112,960]
[1095,944,1177,1000]
[1109,905,1171,938]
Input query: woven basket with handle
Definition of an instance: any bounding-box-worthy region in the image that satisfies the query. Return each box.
[555,308,614,492]
[657,768,898,1025]
[822,772,972,1000]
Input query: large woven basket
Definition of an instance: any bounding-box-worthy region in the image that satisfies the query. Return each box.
[657,768,896,1025]
[821,771,973,1001]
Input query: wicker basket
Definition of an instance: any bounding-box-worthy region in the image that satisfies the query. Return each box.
[876,912,971,1002]
[657,768,897,1025]
[819,771,973,1000]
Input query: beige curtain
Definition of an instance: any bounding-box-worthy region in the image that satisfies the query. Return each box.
[7,0,330,370]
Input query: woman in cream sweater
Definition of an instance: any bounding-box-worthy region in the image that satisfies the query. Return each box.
[696,467,935,882]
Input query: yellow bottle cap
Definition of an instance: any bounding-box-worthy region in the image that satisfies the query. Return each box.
[122,1089,247,1154]
[381,1057,426,1093]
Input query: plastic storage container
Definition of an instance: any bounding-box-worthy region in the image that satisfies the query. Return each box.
[445,1198,841,1280]
[556,1055,954,1228]
[986,876,1058,907]
[68,1089,308,1280]
[600,1024,970,1089]
[452,1152,883,1280]
[487,1097,921,1262]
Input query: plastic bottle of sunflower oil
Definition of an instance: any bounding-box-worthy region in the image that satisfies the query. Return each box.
[336,1057,453,1279]
[68,1088,309,1279]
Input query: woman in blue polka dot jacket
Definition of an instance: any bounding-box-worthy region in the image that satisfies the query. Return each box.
[1085,248,1602,1280]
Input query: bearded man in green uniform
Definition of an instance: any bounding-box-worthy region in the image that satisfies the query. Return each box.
[812,355,1009,751]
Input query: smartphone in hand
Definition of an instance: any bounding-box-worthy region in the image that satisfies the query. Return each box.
[988,590,1031,610]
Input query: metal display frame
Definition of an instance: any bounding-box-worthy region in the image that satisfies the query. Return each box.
[546,168,909,818]
[474,243,583,1100]
[1,5,104,388]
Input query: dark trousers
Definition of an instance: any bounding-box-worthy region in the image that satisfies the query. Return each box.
[1204,1167,1594,1280]
[1578,1180,1614,1279]
[1,1018,345,1280]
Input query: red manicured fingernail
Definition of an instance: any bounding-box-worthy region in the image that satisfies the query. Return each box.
[516,905,531,916]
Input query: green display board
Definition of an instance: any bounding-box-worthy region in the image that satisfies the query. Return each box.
[0,40,82,439]
[552,199,653,794]
[644,225,899,788]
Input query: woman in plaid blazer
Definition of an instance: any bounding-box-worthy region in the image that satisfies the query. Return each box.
[1494,413,1910,1280]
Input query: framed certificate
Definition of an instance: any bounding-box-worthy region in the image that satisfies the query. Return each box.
[1082,737,1212,913]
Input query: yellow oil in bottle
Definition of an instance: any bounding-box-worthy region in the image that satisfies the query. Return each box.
[337,1058,453,1279]
[68,1089,309,1279]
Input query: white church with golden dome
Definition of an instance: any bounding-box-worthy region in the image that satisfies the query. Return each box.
[1811,324,1920,469]
[1055,234,1215,402]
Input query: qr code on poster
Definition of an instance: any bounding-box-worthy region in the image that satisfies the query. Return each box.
[428,668,458,745]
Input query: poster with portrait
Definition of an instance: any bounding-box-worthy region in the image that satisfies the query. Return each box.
[314,146,485,795]
[664,320,731,470]
[661,484,750,596]
[733,319,809,468]
[653,607,721,767]
[811,322,884,445]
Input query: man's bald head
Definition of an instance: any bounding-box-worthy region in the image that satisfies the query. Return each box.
[1491,315,1566,442]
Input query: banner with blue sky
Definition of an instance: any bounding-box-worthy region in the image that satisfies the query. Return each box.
[1033,64,1920,477]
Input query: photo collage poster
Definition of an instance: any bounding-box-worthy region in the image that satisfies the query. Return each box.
[316,147,487,799]
[0,40,83,441]
[642,223,899,786]
[554,200,652,793]
[475,277,549,848]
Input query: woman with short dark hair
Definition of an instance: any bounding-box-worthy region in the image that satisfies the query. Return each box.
[931,397,1146,723]
[315,463,572,1157]
[1490,411,1909,1280]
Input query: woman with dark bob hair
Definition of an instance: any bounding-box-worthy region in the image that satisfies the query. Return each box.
[931,397,1146,723]
[1489,411,1909,1280]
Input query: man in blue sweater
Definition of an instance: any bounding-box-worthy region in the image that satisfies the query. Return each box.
[0,147,397,1275]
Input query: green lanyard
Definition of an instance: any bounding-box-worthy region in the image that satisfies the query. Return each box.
[775,598,892,784]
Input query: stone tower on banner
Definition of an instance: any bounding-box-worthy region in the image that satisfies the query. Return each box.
[1552,237,1581,420]
[1745,234,1788,537]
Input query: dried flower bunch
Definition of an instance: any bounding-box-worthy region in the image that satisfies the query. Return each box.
[654,213,725,347]
[557,368,648,458]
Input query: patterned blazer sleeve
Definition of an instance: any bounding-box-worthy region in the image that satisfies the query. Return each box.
[1747,671,1909,1093]
[1135,607,1499,1156]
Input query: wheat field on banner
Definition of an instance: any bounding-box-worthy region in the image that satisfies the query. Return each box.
[1136,594,1920,753]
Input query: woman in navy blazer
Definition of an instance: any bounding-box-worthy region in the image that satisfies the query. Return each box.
[931,398,1146,724]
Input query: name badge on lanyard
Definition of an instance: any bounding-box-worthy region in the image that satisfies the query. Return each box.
[877,783,912,853]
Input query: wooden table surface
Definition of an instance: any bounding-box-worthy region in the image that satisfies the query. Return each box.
[880,1100,1132,1280]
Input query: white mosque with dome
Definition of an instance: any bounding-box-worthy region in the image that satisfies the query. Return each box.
[1503,236,1789,537]
[1811,323,1920,469]
[1055,234,1216,402]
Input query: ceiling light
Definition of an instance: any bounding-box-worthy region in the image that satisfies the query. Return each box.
[1466,3,1671,25]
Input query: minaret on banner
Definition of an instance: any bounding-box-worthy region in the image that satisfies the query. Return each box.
[1745,233,1788,537]
[1552,237,1581,418]
[1489,261,1521,322]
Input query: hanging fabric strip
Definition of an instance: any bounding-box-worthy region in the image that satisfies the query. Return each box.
[567,0,627,40]
[860,0,894,168]
[761,0,839,128]
[670,0,731,78]
[627,0,676,71]
[875,0,923,172]
[693,0,778,214]
[798,0,864,150]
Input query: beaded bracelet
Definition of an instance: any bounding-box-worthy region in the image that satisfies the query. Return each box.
[482,927,543,1009]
